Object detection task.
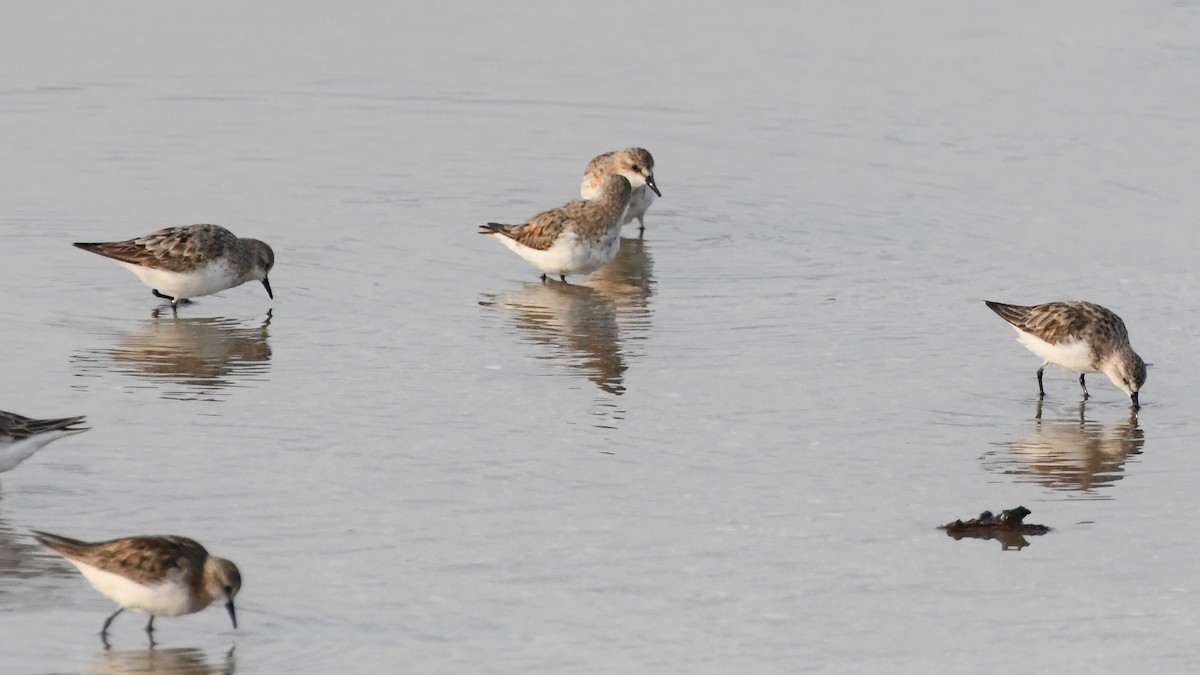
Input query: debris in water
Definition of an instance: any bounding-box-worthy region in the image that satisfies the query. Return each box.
[940,506,1050,550]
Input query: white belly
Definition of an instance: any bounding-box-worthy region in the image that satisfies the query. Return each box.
[118,260,239,300]
[73,560,198,617]
[622,186,656,226]
[0,429,84,472]
[1016,331,1096,373]
[490,229,622,277]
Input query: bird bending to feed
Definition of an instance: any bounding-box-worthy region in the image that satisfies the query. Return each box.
[0,410,88,473]
[984,300,1146,406]
[580,147,661,233]
[481,174,631,282]
[74,224,274,312]
[32,531,241,645]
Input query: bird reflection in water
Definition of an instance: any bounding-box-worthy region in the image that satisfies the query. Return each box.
[0,500,76,617]
[983,400,1144,496]
[0,504,63,585]
[71,312,272,401]
[481,237,653,403]
[90,645,235,675]
[587,236,654,306]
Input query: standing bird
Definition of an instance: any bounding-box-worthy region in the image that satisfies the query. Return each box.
[0,410,88,473]
[984,300,1147,406]
[481,174,631,282]
[74,224,274,311]
[32,531,241,645]
[580,148,661,234]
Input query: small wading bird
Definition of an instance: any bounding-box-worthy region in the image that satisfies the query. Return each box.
[580,147,661,234]
[33,531,241,646]
[0,410,88,474]
[984,300,1146,407]
[481,174,631,282]
[74,224,274,312]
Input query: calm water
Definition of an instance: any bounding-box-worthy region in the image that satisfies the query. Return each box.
[3,2,1200,673]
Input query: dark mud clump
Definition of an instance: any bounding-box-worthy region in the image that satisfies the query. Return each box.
[940,506,1050,550]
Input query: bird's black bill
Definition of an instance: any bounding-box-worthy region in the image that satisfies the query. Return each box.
[1131,392,1140,408]
[646,176,662,197]
[262,278,273,299]
[226,601,238,629]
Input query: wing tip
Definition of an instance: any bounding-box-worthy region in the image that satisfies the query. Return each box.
[30,530,58,548]
[983,300,1012,316]
[983,300,1029,328]
[30,530,87,556]
[41,416,89,434]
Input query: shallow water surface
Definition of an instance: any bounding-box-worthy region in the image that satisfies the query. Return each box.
[3,2,1200,673]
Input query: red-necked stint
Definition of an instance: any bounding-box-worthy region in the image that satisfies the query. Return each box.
[985,300,1147,407]
[481,174,631,283]
[33,531,241,645]
[75,224,274,312]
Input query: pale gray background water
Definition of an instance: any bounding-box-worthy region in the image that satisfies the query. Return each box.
[2,2,1199,673]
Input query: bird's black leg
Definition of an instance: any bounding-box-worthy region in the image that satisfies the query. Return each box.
[540,274,548,283]
[145,614,159,648]
[154,289,191,309]
[1079,373,1089,399]
[101,607,123,639]
[1036,365,1046,398]
[145,615,157,648]
[154,289,182,316]
[559,274,567,282]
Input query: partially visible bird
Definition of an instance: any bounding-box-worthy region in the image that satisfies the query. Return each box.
[0,410,88,473]
[581,147,661,233]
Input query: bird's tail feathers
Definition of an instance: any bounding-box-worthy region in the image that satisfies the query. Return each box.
[31,530,90,557]
[479,223,513,238]
[984,300,1030,326]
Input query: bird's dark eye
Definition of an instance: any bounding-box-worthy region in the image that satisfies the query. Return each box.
[630,164,641,173]
[224,585,233,595]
